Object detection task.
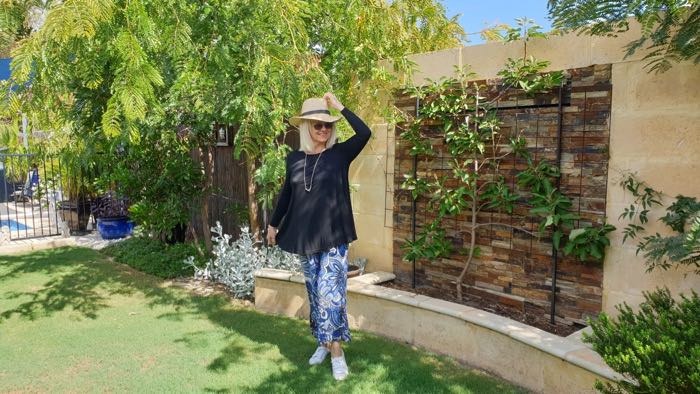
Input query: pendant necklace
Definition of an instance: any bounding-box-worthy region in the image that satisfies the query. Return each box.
[303,149,324,192]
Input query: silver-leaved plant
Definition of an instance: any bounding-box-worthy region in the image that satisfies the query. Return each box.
[184,222,301,299]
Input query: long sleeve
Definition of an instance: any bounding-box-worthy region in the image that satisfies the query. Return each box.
[337,107,371,162]
[269,164,292,227]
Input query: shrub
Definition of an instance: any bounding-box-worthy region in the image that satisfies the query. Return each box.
[583,288,700,393]
[102,237,205,279]
[90,191,130,219]
[185,222,301,299]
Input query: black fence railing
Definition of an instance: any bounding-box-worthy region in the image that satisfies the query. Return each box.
[0,153,94,241]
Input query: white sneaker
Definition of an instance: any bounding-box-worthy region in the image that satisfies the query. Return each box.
[331,352,349,380]
[308,346,330,365]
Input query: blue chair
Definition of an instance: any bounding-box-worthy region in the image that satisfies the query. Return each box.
[12,167,39,203]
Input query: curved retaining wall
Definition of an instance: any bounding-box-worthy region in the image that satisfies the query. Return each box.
[255,268,623,394]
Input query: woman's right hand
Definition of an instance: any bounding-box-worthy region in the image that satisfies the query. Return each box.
[323,92,344,112]
[266,225,277,246]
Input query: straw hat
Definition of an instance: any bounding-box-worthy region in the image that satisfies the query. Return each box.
[289,98,341,127]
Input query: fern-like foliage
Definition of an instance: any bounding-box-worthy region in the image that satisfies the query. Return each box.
[4,0,466,236]
[660,195,700,232]
[548,0,700,73]
[681,215,700,267]
[620,175,700,274]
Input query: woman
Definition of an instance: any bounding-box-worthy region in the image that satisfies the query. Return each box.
[267,92,371,381]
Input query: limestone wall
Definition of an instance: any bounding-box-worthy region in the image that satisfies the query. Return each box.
[349,22,700,315]
[604,60,700,310]
[349,122,395,272]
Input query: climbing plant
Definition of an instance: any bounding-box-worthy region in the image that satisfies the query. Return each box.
[399,58,615,300]
[619,174,700,274]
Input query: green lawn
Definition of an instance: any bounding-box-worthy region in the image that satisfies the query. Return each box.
[0,247,527,393]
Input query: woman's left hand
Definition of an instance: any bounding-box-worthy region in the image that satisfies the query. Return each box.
[323,92,344,112]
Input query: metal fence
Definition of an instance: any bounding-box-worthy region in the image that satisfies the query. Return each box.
[0,153,93,241]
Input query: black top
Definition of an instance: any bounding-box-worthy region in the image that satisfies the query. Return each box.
[270,107,371,256]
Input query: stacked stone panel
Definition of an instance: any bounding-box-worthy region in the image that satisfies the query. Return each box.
[392,65,612,327]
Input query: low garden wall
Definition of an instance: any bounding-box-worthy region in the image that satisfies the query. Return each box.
[255,268,622,394]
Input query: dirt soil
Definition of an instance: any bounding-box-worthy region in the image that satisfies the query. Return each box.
[380,281,581,337]
[167,277,254,307]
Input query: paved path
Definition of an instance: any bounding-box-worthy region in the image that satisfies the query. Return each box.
[0,232,126,255]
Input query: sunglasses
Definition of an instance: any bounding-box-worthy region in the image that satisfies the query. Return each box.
[312,122,334,130]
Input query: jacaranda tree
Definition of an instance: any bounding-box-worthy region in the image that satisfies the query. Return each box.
[548,0,700,73]
[1,0,465,246]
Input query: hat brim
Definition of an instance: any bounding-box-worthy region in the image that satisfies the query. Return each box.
[289,113,341,127]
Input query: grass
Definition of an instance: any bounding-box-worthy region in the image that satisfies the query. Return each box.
[0,247,528,393]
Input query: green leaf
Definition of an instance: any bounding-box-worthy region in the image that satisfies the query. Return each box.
[544,216,554,227]
[569,228,587,241]
[530,207,550,215]
[563,242,574,255]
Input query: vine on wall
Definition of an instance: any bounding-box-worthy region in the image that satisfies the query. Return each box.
[619,174,700,274]
[398,59,616,300]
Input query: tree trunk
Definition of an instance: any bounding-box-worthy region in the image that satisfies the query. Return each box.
[188,220,205,257]
[456,157,479,301]
[246,158,261,241]
[456,192,478,300]
[200,145,214,252]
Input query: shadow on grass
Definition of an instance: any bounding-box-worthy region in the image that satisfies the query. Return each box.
[0,247,186,323]
[0,246,525,393]
[176,300,522,393]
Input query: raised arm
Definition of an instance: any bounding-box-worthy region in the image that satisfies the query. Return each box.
[337,107,371,162]
[323,92,371,162]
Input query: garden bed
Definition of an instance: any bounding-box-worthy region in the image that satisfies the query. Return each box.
[380,281,581,337]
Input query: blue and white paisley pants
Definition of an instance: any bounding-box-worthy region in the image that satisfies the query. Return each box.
[301,244,352,346]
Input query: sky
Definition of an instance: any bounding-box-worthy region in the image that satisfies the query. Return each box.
[439,0,553,45]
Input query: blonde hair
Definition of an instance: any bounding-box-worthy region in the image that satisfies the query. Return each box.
[298,120,338,153]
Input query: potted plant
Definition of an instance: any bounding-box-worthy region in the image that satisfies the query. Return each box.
[91,191,133,239]
[55,146,98,235]
[58,174,93,234]
[347,257,368,278]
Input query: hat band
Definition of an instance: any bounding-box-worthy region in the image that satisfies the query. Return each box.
[301,109,331,116]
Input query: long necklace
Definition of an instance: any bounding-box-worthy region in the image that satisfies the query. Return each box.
[303,149,324,192]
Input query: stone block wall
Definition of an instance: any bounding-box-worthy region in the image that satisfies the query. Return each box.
[392,65,612,327]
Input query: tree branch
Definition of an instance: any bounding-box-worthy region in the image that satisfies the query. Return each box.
[472,222,539,238]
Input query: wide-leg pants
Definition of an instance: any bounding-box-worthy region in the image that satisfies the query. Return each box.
[301,244,352,346]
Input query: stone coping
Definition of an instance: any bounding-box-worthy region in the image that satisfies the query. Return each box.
[255,267,624,383]
[0,236,78,255]
[0,233,125,255]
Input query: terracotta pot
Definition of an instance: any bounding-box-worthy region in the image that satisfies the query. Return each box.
[347,264,361,278]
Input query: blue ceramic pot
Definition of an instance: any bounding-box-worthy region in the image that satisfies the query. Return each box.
[96,216,134,240]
